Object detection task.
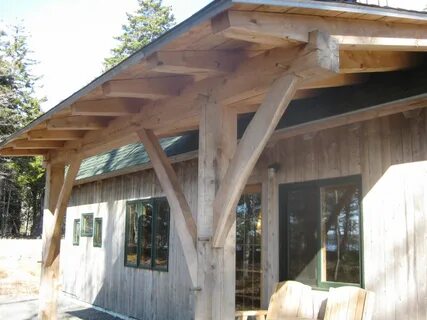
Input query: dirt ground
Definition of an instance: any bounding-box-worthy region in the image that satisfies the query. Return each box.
[0,256,40,296]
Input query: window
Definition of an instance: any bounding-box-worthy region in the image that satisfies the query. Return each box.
[81,213,94,237]
[73,219,80,245]
[93,218,102,247]
[125,198,170,270]
[236,187,262,311]
[279,176,362,288]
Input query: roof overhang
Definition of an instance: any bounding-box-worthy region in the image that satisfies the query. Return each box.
[1,0,427,162]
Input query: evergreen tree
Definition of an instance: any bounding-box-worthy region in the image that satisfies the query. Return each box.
[0,25,45,237]
[104,0,175,70]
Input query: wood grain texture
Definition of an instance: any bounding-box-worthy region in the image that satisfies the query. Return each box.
[62,109,427,320]
[63,160,198,320]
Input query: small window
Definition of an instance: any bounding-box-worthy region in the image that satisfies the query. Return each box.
[280,176,362,289]
[93,218,102,247]
[73,219,80,245]
[125,198,170,271]
[81,213,94,237]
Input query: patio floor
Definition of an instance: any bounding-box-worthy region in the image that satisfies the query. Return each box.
[0,294,124,320]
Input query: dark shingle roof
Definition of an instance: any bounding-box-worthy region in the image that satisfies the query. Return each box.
[76,133,198,181]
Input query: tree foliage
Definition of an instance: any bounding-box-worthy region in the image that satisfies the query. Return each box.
[0,25,45,237]
[103,0,175,70]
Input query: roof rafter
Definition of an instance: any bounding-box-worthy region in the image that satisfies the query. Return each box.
[1,148,49,156]
[71,98,143,116]
[12,140,65,150]
[47,116,109,130]
[102,77,192,100]
[145,50,240,77]
[213,10,427,51]
[27,130,84,141]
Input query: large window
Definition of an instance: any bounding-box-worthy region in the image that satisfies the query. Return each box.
[279,176,362,288]
[236,187,262,311]
[125,198,170,271]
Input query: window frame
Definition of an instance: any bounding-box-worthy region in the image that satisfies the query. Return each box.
[279,175,364,290]
[73,219,80,246]
[93,217,102,248]
[80,213,94,237]
[124,197,170,272]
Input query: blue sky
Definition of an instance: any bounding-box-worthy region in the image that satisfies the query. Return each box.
[0,0,212,111]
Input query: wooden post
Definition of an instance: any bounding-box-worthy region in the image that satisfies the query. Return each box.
[39,156,81,320]
[196,96,237,320]
[137,128,198,287]
[213,74,301,248]
[38,163,64,320]
[264,167,279,305]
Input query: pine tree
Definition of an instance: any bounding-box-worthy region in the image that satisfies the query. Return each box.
[0,25,45,237]
[104,0,175,70]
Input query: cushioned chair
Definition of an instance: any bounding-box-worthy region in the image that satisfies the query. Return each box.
[323,286,375,320]
[235,280,315,320]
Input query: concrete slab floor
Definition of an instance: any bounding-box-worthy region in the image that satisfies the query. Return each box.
[0,294,122,320]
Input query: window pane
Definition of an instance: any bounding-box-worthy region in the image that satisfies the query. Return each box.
[81,213,93,237]
[73,219,80,245]
[126,203,138,266]
[320,184,361,284]
[93,218,102,247]
[153,199,170,269]
[286,188,318,287]
[139,201,153,268]
[236,192,262,311]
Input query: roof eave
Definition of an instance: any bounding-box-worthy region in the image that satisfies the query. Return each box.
[233,0,427,21]
[0,0,233,148]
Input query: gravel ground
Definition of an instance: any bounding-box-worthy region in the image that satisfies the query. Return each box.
[0,294,123,320]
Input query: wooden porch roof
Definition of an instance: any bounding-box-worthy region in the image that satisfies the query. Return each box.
[1,0,427,163]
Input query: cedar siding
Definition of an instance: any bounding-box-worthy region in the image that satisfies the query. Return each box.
[63,110,427,319]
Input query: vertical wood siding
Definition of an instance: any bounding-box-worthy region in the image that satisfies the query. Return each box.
[62,110,427,320]
[62,160,198,320]
[260,110,427,320]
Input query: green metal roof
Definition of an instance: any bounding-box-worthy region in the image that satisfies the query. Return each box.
[76,133,198,181]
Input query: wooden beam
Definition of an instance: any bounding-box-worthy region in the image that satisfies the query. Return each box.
[102,77,191,100]
[12,140,64,149]
[71,98,142,116]
[0,148,48,156]
[146,51,239,77]
[213,10,427,51]
[212,74,300,247]
[59,93,427,184]
[39,163,64,320]
[137,128,198,287]
[44,156,81,267]
[55,32,338,164]
[340,51,420,73]
[301,73,368,90]
[196,97,237,319]
[230,89,320,113]
[39,157,80,319]
[269,93,427,145]
[28,130,84,141]
[47,116,108,130]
